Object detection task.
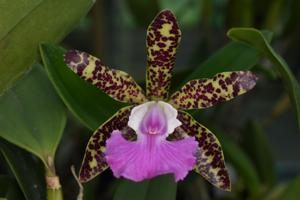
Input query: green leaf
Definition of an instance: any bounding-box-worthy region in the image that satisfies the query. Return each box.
[181,30,272,85]
[227,27,300,130]
[241,120,276,188]
[0,64,66,166]
[212,127,261,196]
[145,175,177,200]
[0,139,46,200]
[114,180,150,200]
[114,175,176,200]
[280,175,300,200]
[40,43,126,130]
[0,0,94,95]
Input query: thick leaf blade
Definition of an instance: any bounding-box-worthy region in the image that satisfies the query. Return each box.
[0,64,66,164]
[40,43,126,130]
[181,30,272,84]
[0,0,94,95]
[114,175,177,200]
[182,42,260,83]
[0,139,45,200]
[0,0,41,39]
[227,27,300,130]
[114,179,150,200]
[145,175,177,200]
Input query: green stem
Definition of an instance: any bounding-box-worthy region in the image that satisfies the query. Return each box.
[45,156,63,200]
[46,175,63,200]
[47,187,63,200]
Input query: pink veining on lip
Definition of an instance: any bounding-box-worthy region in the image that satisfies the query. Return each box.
[105,101,198,181]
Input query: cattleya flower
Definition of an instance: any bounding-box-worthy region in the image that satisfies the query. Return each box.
[64,10,257,191]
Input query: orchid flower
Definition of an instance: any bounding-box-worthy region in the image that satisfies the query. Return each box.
[64,10,257,191]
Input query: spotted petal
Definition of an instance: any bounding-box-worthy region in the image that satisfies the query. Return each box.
[169,71,257,109]
[79,106,132,182]
[64,50,147,104]
[146,10,181,100]
[177,111,231,191]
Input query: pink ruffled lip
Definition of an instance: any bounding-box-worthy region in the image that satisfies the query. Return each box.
[105,130,198,182]
[104,101,198,182]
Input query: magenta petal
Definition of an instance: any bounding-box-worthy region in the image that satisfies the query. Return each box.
[105,130,198,182]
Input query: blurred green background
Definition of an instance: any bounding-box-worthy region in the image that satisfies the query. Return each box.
[1,0,300,199]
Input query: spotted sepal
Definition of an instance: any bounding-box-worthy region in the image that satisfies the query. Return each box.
[146,10,181,100]
[64,50,147,104]
[79,106,133,182]
[169,71,258,110]
[177,111,231,191]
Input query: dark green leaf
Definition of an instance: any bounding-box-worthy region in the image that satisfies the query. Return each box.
[114,179,150,200]
[0,0,94,95]
[181,31,272,86]
[114,175,176,200]
[241,121,276,188]
[280,175,300,200]
[145,175,177,200]
[0,64,66,165]
[0,139,45,200]
[228,28,300,130]
[40,43,126,130]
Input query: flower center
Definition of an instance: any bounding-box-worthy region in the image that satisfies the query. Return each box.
[140,103,167,135]
[148,127,159,135]
[127,101,182,139]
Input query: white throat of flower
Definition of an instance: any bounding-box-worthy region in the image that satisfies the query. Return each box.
[128,101,182,139]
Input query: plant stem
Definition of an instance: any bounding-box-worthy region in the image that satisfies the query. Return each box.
[45,156,63,200]
[46,174,63,200]
[47,187,63,200]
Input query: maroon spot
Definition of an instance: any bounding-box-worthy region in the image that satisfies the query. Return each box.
[157,42,166,48]
[64,50,81,65]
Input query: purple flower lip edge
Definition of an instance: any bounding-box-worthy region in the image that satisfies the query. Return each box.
[105,101,198,182]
